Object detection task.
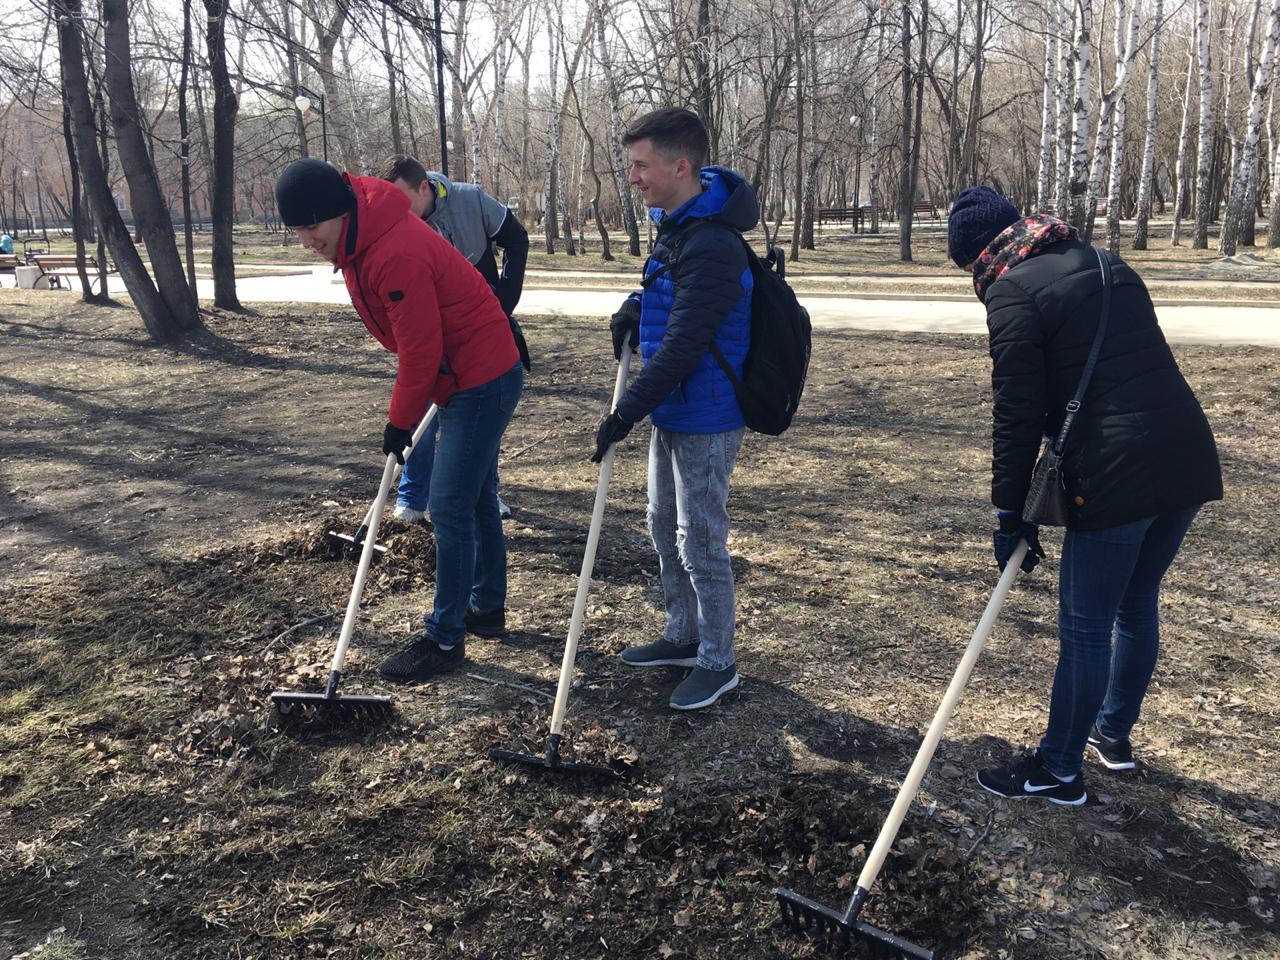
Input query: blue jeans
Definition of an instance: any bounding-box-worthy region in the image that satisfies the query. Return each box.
[396,416,438,511]
[1038,505,1201,778]
[397,417,500,514]
[424,363,523,647]
[647,426,744,671]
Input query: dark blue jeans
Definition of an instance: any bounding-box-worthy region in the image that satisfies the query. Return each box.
[397,416,502,515]
[1038,505,1201,778]
[424,363,523,647]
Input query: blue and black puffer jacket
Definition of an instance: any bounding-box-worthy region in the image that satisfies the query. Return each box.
[614,166,758,434]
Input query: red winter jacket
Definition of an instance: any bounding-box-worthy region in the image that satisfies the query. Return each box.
[334,174,517,429]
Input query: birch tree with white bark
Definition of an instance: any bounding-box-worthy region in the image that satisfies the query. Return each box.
[1172,29,1197,245]
[1220,0,1280,253]
[1082,0,1138,244]
[1068,0,1094,228]
[1192,0,1215,248]
[1132,0,1166,250]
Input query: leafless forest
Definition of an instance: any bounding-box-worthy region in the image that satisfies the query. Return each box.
[1,0,1278,339]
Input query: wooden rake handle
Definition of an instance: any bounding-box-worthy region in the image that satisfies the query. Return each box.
[547,348,634,736]
[855,539,1029,895]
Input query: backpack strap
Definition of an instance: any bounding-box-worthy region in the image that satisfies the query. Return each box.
[639,219,734,289]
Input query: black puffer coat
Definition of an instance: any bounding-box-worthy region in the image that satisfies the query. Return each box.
[984,240,1222,531]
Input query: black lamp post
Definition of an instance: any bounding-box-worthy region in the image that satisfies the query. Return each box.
[294,88,328,163]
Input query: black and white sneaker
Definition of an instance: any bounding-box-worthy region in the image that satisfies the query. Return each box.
[1087,725,1136,770]
[621,639,699,668]
[976,750,1087,806]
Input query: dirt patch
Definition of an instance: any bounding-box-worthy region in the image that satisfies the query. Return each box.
[1,289,1277,959]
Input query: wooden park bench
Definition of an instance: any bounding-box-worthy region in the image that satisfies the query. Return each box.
[910,200,939,223]
[0,254,22,286]
[816,206,867,232]
[31,254,110,292]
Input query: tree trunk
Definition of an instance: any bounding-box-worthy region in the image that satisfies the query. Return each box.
[595,0,640,255]
[801,27,819,251]
[56,0,182,339]
[179,0,197,296]
[789,0,804,262]
[1172,34,1196,245]
[380,6,403,156]
[1083,0,1138,243]
[1068,0,1094,229]
[544,15,559,252]
[869,13,884,233]
[1036,2,1056,212]
[1193,0,1214,248]
[205,0,240,309]
[60,83,94,301]
[1053,0,1070,215]
[694,0,714,152]
[1221,0,1280,254]
[102,0,200,330]
[1105,0,1141,252]
[898,0,913,262]
[1132,0,1165,249]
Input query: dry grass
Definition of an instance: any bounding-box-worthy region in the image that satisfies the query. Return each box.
[0,291,1276,959]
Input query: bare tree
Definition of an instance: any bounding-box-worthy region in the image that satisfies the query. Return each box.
[1068,0,1094,228]
[1221,0,1280,254]
[206,0,240,309]
[1172,29,1197,245]
[55,0,188,339]
[103,0,200,329]
[1133,0,1166,250]
[1193,0,1214,248]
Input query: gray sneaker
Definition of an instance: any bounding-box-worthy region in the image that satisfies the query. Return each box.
[620,639,699,667]
[669,666,739,710]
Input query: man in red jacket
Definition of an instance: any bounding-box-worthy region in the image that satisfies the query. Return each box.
[274,158,524,681]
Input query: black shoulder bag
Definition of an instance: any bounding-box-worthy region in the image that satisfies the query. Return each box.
[1022,249,1112,526]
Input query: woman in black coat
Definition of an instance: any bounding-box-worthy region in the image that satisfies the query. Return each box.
[947,187,1222,806]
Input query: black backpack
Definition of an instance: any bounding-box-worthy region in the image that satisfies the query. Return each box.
[643,221,812,436]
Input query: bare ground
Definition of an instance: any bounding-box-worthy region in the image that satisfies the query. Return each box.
[0,289,1277,960]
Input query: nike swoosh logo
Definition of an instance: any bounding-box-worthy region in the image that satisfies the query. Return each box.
[1023,780,1060,792]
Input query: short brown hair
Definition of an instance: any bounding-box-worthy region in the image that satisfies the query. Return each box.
[621,108,709,169]
[384,154,428,188]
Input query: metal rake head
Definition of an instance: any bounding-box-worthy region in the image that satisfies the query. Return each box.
[775,888,935,959]
[324,530,388,562]
[487,747,622,781]
[270,691,395,726]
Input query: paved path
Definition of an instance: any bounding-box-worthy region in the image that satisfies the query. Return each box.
[112,267,1280,348]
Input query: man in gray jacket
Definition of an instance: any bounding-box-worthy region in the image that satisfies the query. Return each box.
[384,157,529,554]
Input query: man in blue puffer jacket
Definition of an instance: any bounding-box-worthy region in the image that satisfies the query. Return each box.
[591,107,757,711]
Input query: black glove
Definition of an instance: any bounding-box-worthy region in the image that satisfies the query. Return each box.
[382,422,414,465]
[993,511,1047,573]
[609,299,641,361]
[591,412,633,463]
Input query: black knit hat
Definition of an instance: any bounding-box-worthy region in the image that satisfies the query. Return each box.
[947,186,1021,268]
[275,159,354,227]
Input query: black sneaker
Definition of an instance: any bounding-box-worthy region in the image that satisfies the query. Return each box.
[377,637,464,683]
[976,750,1087,806]
[1087,725,1136,770]
[669,666,739,710]
[620,639,700,667]
[464,607,507,638]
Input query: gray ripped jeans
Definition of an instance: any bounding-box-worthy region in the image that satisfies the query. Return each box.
[646,426,745,671]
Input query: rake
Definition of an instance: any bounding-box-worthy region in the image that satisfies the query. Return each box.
[776,540,1029,959]
[326,405,439,559]
[271,405,440,723]
[488,350,632,779]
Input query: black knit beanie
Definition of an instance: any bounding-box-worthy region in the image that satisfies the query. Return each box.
[275,159,354,227]
[947,186,1021,268]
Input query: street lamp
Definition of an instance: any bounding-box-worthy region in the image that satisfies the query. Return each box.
[294,89,328,163]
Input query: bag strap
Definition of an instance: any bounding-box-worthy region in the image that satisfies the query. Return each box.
[1052,248,1112,455]
[639,219,725,289]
